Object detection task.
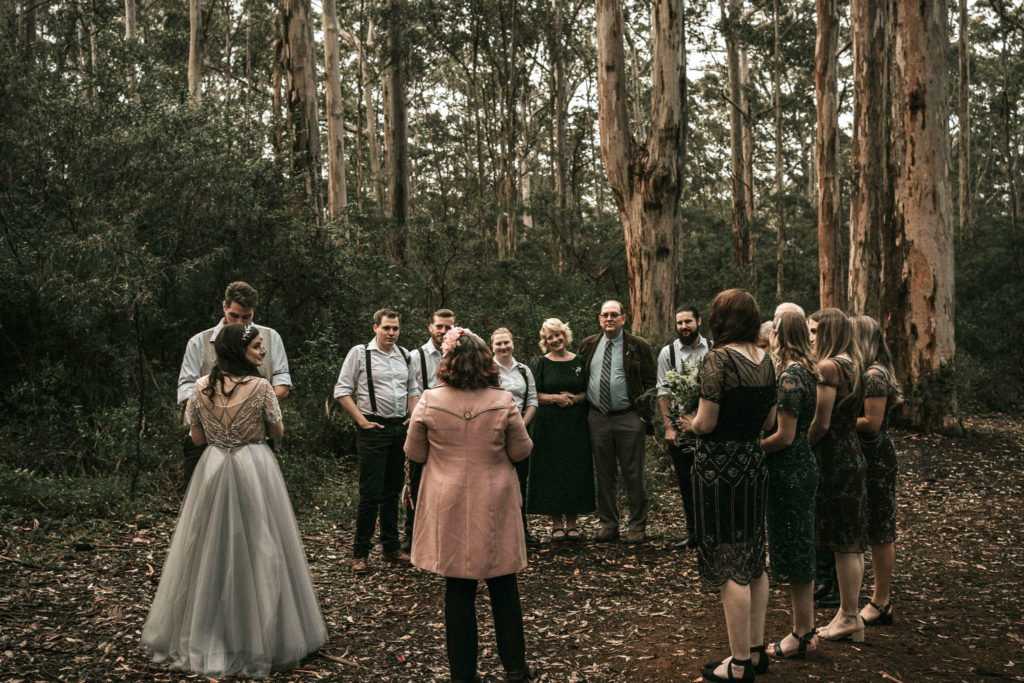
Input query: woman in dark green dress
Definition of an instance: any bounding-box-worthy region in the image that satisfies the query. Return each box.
[808,308,867,644]
[526,318,594,541]
[761,311,820,659]
[851,315,901,628]
[681,289,777,682]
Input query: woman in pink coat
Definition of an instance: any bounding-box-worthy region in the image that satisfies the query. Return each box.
[405,327,534,682]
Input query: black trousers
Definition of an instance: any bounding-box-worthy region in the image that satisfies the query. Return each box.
[444,574,526,680]
[353,421,407,558]
[668,439,698,538]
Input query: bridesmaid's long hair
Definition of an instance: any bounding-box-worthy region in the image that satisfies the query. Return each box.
[204,323,260,401]
[810,308,861,397]
[850,315,903,403]
[771,311,820,380]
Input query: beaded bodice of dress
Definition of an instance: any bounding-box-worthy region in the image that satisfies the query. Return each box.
[777,364,816,436]
[188,377,282,448]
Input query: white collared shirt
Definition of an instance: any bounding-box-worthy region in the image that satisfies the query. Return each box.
[333,339,420,418]
[412,340,444,391]
[176,318,291,404]
[656,334,710,397]
[496,358,539,413]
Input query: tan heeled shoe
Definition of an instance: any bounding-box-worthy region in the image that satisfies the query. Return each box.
[817,613,865,642]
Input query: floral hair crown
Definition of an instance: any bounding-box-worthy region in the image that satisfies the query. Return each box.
[441,327,474,356]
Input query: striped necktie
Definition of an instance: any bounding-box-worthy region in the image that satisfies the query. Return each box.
[599,340,613,412]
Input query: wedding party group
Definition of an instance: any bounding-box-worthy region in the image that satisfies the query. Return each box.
[139,281,900,682]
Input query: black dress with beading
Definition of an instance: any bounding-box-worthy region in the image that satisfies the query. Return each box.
[813,356,868,552]
[860,366,898,544]
[766,364,818,584]
[693,347,776,587]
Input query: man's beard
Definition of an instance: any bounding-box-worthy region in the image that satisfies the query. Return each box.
[677,329,698,345]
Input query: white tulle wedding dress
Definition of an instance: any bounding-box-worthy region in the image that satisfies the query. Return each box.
[142,377,327,679]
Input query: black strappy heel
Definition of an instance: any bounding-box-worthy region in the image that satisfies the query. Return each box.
[770,630,817,659]
[700,657,755,682]
[862,600,894,626]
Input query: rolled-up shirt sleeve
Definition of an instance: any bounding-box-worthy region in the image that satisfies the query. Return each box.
[333,346,362,399]
[406,356,422,399]
[267,328,292,387]
[524,366,539,409]
[177,333,205,404]
[656,345,673,397]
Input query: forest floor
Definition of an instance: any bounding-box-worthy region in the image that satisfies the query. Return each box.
[1,415,1023,682]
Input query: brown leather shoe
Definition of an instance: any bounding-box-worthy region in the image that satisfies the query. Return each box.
[352,557,369,574]
[595,527,619,543]
[383,549,411,563]
[623,529,646,543]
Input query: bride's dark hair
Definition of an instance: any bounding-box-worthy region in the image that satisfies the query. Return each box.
[203,323,260,401]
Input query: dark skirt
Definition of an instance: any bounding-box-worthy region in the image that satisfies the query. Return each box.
[766,436,818,584]
[860,430,897,544]
[813,410,868,552]
[693,436,768,587]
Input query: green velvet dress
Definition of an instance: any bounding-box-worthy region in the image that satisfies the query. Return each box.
[766,364,818,584]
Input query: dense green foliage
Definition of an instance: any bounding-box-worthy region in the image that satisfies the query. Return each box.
[0,0,1020,520]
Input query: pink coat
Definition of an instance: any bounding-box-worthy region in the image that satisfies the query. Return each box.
[404,385,533,579]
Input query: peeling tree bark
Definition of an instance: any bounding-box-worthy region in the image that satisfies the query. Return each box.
[887,0,959,432]
[848,0,893,318]
[188,0,201,103]
[596,0,684,336]
[281,0,322,214]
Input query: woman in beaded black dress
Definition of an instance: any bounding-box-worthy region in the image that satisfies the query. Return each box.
[761,311,820,659]
[680,289,777,682]
[807,308,867,643]
[850,315,902,627]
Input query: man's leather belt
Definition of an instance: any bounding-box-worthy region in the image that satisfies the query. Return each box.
[590,406,635,417]
[363,414,407,425]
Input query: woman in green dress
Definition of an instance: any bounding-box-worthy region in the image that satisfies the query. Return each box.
[851,315,901,628]
[526,318,594,541]
[762,311,820,659]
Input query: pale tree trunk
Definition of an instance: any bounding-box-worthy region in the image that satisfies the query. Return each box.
[740,48,755,222]
[1000,42,1018,237]
[519,86,533,232]
[282,0,322,213]
[720,0,750,268]
[272,24,284,162]
[188,0,201,103]
[596,0,684,336]
[503,0,519,259]
[124,0,136,39]
[957,0,970,240]
[887,0,958,431]
[322,0,348,219]
[550,0,570,269]
[773,0,784,299]
[358,7,385,211]
[815,0,842,308]
[384,0,407,259]
[848,0,892,318]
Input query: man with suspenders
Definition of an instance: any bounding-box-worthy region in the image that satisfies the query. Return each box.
[334,309,420,574]
[401,308,456,552]
[657,304,709,550]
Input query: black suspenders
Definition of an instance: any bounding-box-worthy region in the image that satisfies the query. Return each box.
[419,349,429,390]
[670,342,678,371]
[517,364,530,416]
[364,345,410,416]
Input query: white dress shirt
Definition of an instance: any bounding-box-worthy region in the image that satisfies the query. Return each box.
[656,334,710,397]
[176,319,291,404]
[333,339,420,418]
[496,358,539,414]
[412,340,444,391]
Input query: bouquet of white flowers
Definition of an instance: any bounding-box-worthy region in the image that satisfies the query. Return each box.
[663,358,703,427]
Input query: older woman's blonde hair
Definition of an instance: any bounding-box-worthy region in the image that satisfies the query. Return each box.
[538,318,573,352]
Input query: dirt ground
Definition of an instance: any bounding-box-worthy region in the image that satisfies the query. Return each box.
[2,415,1023,682]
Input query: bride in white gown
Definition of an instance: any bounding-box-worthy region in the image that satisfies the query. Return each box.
[142,322,327,678]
